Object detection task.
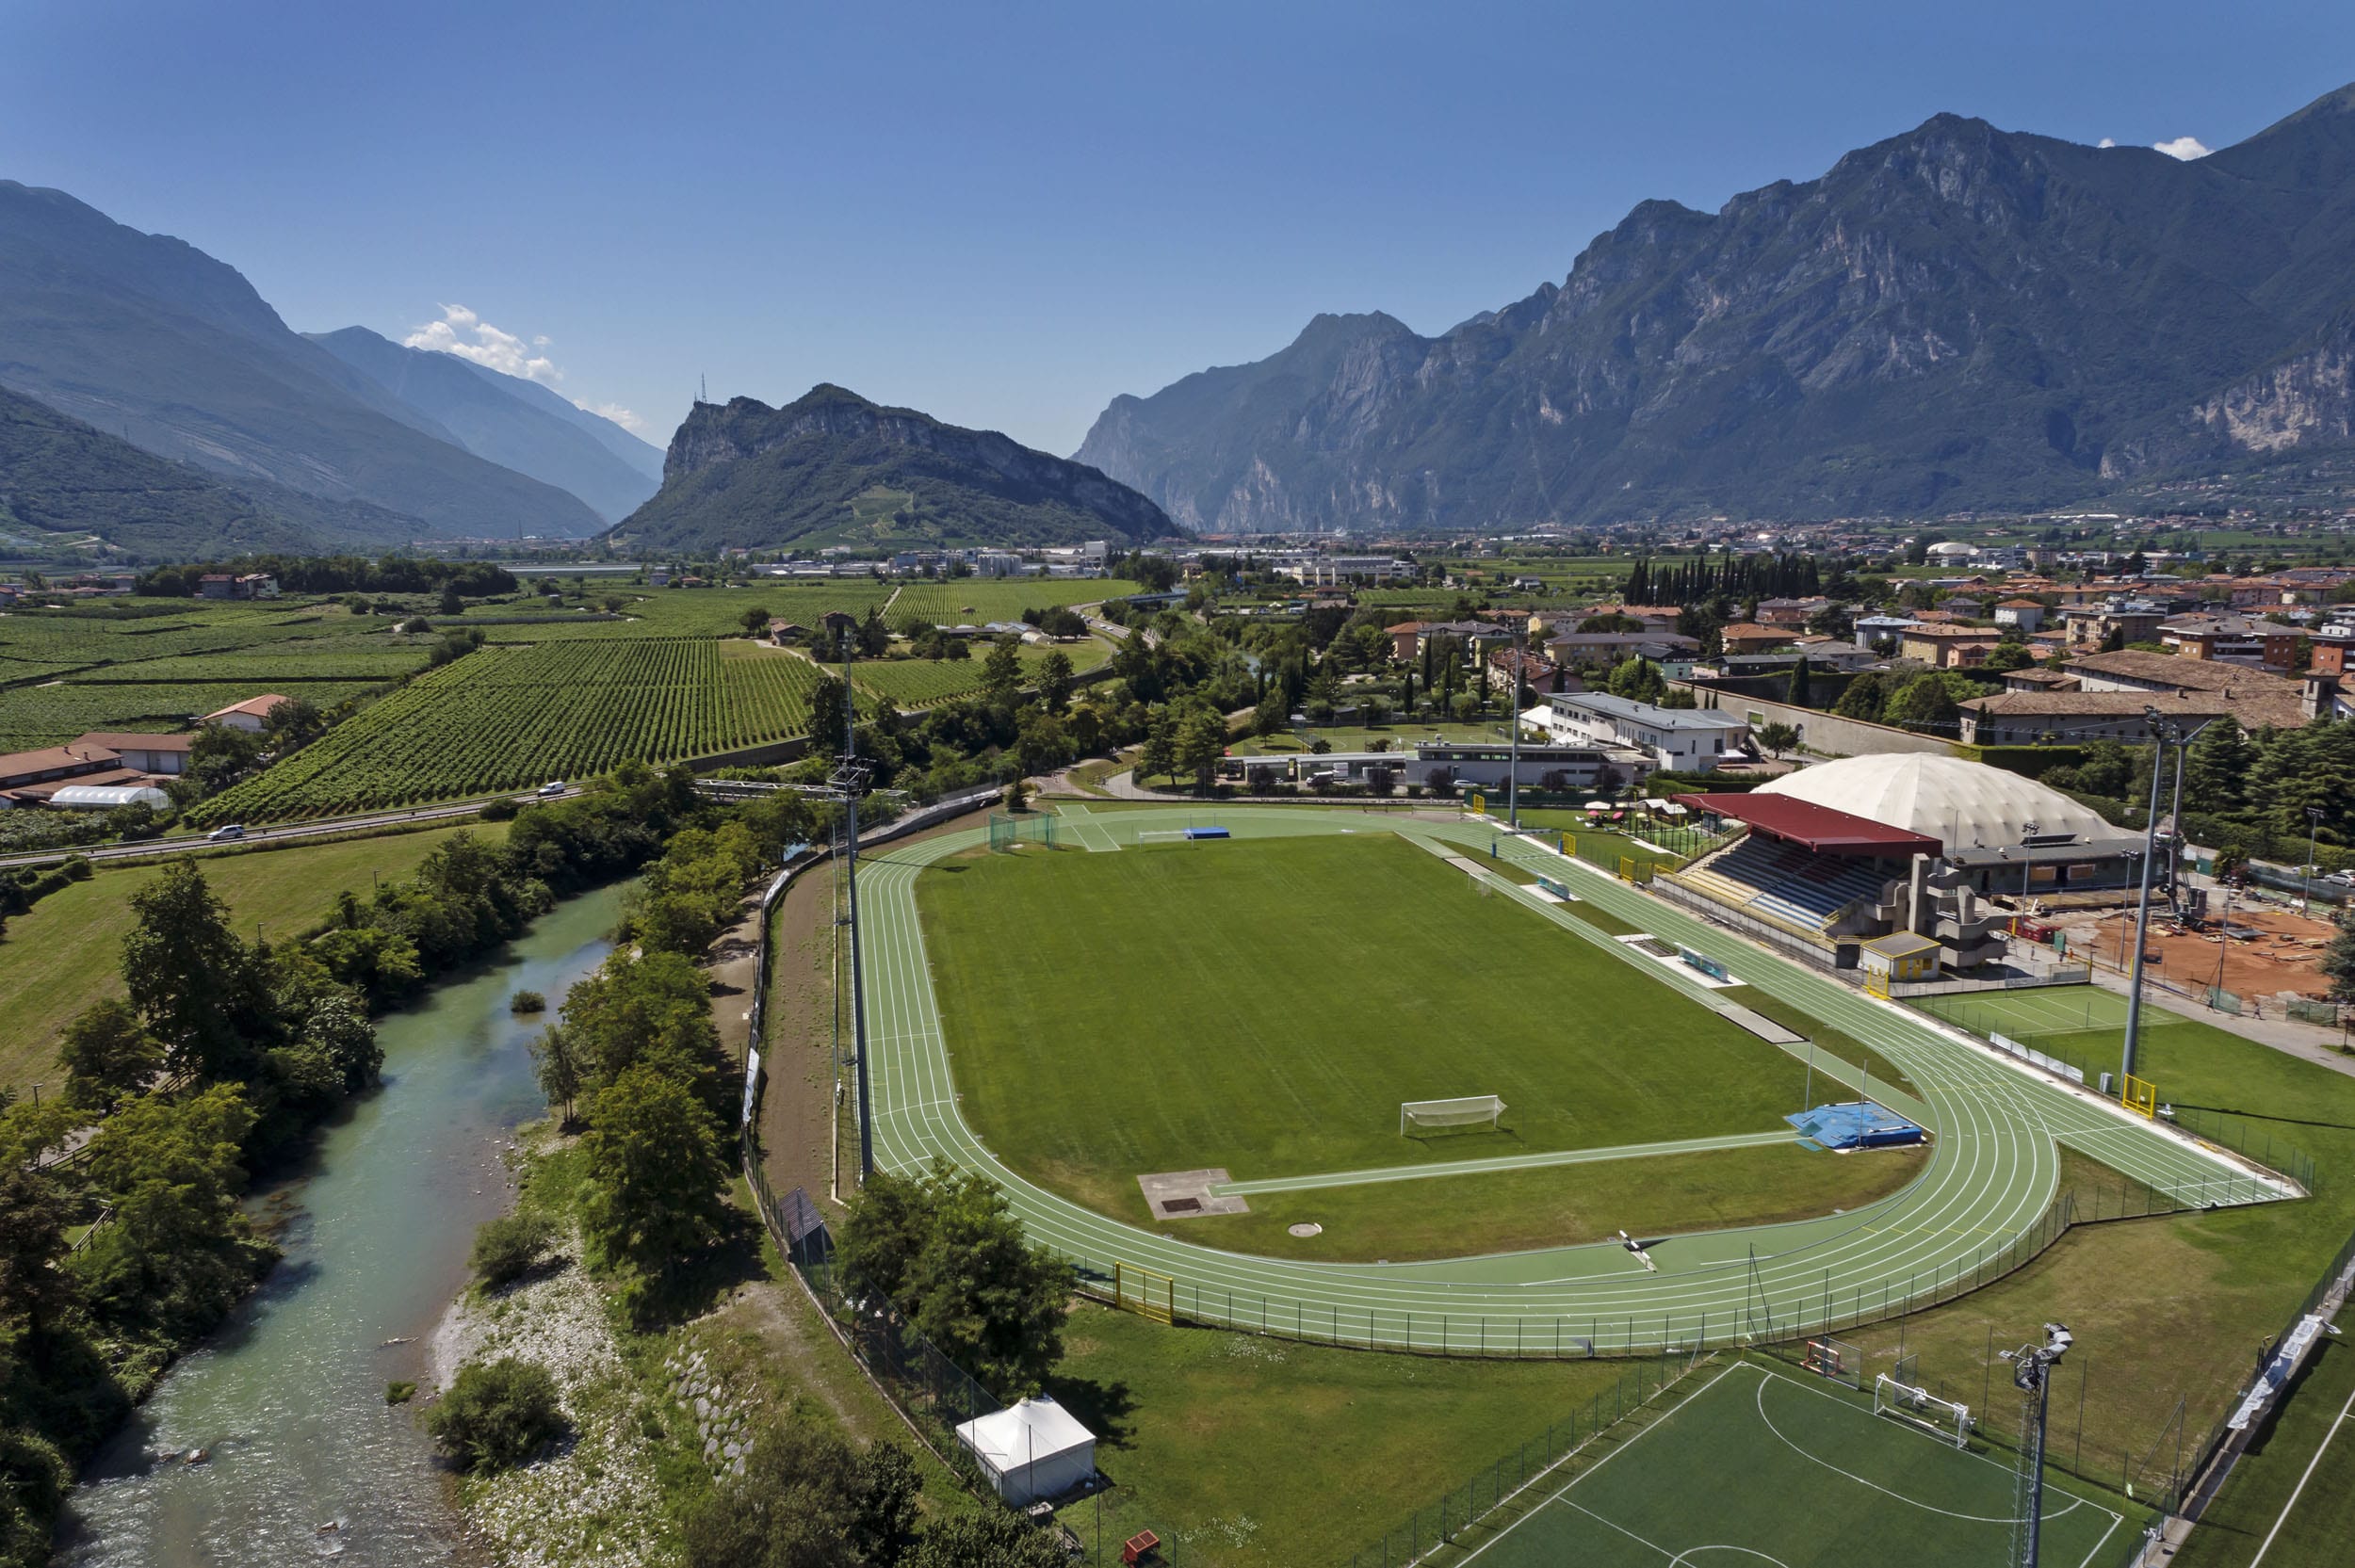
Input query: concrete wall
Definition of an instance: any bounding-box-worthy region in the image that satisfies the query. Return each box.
[1670,680,1959,760]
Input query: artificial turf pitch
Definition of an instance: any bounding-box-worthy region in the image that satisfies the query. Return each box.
[1453,1359,2139,1568]
[918,833,1909,1252]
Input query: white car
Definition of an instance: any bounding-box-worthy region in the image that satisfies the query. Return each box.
[206,823,246,842]
[537,781,566,797]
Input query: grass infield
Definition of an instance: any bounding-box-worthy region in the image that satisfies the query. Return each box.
[918,832,1909,1256]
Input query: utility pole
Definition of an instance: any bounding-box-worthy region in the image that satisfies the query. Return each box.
[1507,631,1524,831]
[2004,1323,2075,1568]
[2120,715,2172,1088]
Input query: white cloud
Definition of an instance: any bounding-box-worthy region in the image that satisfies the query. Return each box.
[576,399,648,433]
[2097,137,2117,149]
[403,303,562,385]
[2152,136,2212,160]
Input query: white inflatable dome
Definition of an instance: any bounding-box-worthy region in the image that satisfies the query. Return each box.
[1753,753,2116,852]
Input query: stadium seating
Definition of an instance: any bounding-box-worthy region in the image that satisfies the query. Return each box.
[1675,834,1893,935]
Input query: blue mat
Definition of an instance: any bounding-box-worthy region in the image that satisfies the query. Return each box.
[1787,1101,1925,1152]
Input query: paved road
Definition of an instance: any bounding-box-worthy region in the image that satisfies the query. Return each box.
[854,805,2291,1355]
[0,788,580,871]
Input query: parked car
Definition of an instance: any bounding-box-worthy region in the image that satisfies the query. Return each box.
[206,823,246,842]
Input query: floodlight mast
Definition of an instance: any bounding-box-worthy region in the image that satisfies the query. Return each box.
[2003,1322,2074,1568]
[2120,712,2176,1086]
[835,634,875,1182]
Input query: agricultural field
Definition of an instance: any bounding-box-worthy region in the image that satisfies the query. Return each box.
[849,639,1112,708]
[0,680,389,751]
[460,583,894,641]
[885,577,1138,631]
[0,819,510,1095]
[187,638,826,820]
[917,832,1902,1254]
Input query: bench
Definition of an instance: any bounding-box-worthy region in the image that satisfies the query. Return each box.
[1122,1528,1161,1564]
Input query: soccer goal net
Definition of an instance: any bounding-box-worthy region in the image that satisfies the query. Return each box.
[1401,1095,1505,1136]
[1874,1374,1972,1448]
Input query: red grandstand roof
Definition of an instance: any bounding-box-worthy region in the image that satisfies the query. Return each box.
[1681,793,1940,859]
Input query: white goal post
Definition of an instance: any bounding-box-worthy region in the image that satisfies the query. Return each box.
[1401,1095,1505,1136]
[1874,1374,1973,1449]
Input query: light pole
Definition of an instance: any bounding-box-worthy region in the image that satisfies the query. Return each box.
[2003,1323,2076,1568]
[2018,819,2040,925]
[2120,714,2172,1089]
[2305,805,2324,914]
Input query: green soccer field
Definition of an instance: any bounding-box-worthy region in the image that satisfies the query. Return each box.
[1917,985,2179,1045]
[1453,1359,2144,1568]
[916,833,1913,1254]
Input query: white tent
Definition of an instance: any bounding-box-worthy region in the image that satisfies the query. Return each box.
[953,1395,1096,1506]
[47,785,171,811]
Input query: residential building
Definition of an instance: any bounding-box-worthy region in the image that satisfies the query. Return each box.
[2061,599,2168,650]
[1957,692,2248,745]
[203,694,292,733]
[2060,649,2310,729]
[1853,614,1916,650]
[1899,625,2001,668]
[2157,614,2301,671]
[1539,691,1752,770]
[1717,622,1786,655]
[1992,599,2047,634]
[73,733,195,775]
[1756,596,1830,628]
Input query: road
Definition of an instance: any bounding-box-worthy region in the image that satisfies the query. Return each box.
[854,804,2290,1355]
[0,788,581,871]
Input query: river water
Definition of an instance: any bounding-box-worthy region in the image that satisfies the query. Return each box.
[59,884,627,1568]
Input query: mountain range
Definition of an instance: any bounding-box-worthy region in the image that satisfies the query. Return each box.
[610,384,1176,552]
[0,181,653,552]
[1076,82,2355,532]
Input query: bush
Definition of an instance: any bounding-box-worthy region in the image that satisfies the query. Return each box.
[468,1210,554,1289]
[509,990,545,1014]
[479,796,519,821]
[426,1357,563,1473]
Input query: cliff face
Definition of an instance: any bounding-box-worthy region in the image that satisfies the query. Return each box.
[1077,84,2355,529]
[616,385,1178,551]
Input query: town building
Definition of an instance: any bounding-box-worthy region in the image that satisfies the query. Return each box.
[1538,692,1752,770]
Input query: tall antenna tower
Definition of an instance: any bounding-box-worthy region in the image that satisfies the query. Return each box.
[700,372,708,405]
[2003,1323,2075,1568]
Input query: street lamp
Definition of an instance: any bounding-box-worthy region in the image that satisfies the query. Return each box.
[2306,805,2325,913]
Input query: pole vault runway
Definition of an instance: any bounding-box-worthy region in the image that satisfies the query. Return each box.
[853,805,2295,1353]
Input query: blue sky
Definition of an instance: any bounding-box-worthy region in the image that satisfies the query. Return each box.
[4,1,2351,457]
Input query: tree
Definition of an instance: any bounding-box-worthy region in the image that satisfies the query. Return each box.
[981,639,1024,704]
[1981,643,2035,674]
[838,1161,1074,1394]
[682,1418,920,1568]
[740,606,773,636]
[55,998,161,1112]
[1785,656,1813,707]
[2185,717,2255,814]
[427,1357,565,1473]
[1136,718,1177,785]
[0,1167,80,1341]
[1605,656,1665,704]
[578,1065,734,1313]
[909,1509,1070,1568]
[1175,708,1227,794]
[1883,673,1961,734]
[1001,777,1030,813]
[1755,720,1800,758]
[810,675,852,757]
[439,583,464,616]
[121,862,267,1082]
[1035,650,1075,714]
[469,1210,555,1289]
[2323,906,2355,1007]
[73,1086,271,1336]
[1832,671,1889,722]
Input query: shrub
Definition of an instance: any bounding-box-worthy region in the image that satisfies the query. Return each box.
[468,1210,554,1289]
[509,990,545,1015]
[479,796,519,821]
[385,1381,416,1405]
[426,1357,563,1473]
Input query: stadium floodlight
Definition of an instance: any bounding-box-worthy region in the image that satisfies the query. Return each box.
[1400,1095,1505,1137]
[2000,1321,2074,1568]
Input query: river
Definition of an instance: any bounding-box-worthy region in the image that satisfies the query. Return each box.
[59,883,628,1567]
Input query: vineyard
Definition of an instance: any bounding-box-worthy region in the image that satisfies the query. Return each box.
[187,640,828,822]
[885,578,1136,632]
[463,583,895,642]
[848,639,1112,708]
[0,682,389,752]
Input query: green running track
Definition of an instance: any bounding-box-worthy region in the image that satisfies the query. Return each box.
[853,806,2296,1355]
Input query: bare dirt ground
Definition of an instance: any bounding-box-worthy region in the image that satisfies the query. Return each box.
[2062,901,2338,1006]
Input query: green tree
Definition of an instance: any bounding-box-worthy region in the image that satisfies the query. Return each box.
[529,1025,584,1128]
[740,605,772,636]
[2184,717,2255,814]
[1174,707,1226,793]
[427,1357,565,1473]
[55,998,161,1112]
[1035,649,1076,714]
[1883,673,1961,734]
[1832,671,1889,722]
[1605,656,1665,704]
[981,639,1024,703]
[0,1167,81,1340]
[578,1065,733,1313]
[1136,718,1177,785]
[121,862,267,1083]
[838,1162,1074,1394]
[73,1086,271,1336]
[909,1509,1071,1568]
[1785,656,1813,706]
[2323,906,2355,1007]
[682,1418,919,1568]
[1755,720,1800,758]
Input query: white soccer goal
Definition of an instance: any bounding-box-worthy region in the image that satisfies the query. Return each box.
[1400,1095,1505,1136]
[1874,1374,1973,1448]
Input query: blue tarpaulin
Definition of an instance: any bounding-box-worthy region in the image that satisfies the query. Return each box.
[1184,827,1231,840]
[1788,1101,1925,1152]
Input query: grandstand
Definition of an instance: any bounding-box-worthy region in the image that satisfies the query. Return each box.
[1666,755,2121,973]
